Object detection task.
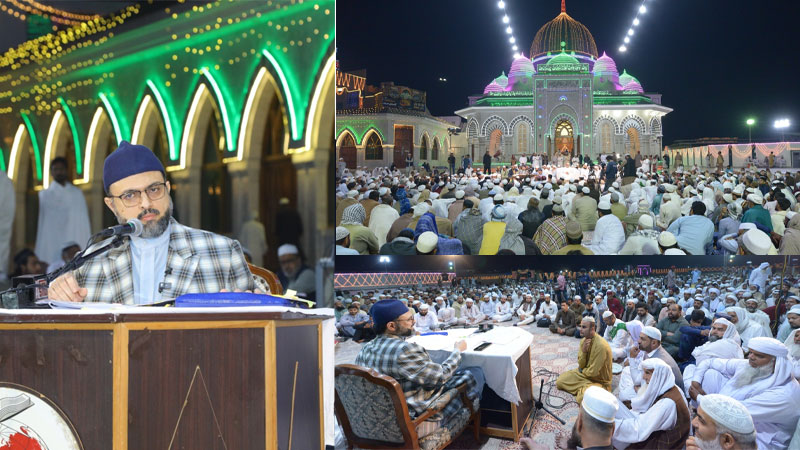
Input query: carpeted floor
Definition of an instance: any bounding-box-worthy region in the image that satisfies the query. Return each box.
[335,320,622,449]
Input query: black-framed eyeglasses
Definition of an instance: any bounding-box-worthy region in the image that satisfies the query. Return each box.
[107,182,168,207]
[395,316,415,324]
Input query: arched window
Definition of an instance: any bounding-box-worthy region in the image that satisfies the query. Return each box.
[516,122,529,154]
[600,121,613,154]
[432,138,439,160]
[420,135,428,160]
[365,133,383,160]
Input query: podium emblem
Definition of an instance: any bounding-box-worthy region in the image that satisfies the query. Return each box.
[0,384,82,449]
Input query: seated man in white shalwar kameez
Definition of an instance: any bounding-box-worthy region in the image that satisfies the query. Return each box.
[436,298,457,328]
[612,359,691,450]
[725,306,770,352]
[492,296,513,322]
[784,329,800,379]
[458,299,485,326]
[534,295,558,322]
[682,318,743,395]
[689,337,800,449]
[601,311,630,361]
[744,298,772,336]
[414,304,439,333]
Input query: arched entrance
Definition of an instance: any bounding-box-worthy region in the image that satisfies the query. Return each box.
[336,132,356,169]
[625,127,641,156]
[199,108,231,235]
[84,107,119,230]
[393,125,413,168]
[420,135,428,160]
[488,129,503,157]
[555,119,574,157]
[432,137,439,161]
[44,110,77,188]
[258,94,293,270]
[9,125,38,255]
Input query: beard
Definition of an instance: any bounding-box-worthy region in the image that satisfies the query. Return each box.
[634,380,649,399]
[693,435,724,450]
[789,342,800,359]
[708,335,720,343]
[566,421,581,450]
[734,361,774,388]
[746,306,757,313]
[115,198,173,238]
[733,320,746,333]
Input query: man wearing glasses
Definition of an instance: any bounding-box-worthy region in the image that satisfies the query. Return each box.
[355,299,485,439]
[47,141,256,304]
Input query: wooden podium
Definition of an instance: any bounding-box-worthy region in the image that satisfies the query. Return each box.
[0,308,330,450]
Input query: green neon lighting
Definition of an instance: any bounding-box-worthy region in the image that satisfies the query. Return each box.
[201,67,235,152]
[99,93,124,145]
[0,147,5,172]
[336,125,360,143]
[21,113,42,180]
[146,79,178,160]
[361,127,385,145]
[57,97,83,175]
[262,49,299,141]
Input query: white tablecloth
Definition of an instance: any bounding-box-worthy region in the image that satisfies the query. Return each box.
[407,326,533,404]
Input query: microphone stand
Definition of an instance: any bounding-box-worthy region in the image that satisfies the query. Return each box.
[46,235,127,283]
[533,378,565,425]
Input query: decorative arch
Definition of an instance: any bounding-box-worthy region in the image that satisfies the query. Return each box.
[361,126,385,145]
[466,119,479,139]
[432,136,440,160]
[43,109,77,189]
[480,115,509,136]
[8,124,32,183]
[593,117,616,155]
[509,115,535,135]
[336,128,357,148]
[420,133,429,160]
[649,117,662,136]
[303,50,335,151]
[620,115,647,135]
[8,123,37,252]
[547,112,577,137]
[364,131,383,160]
[181,82,227,172]
[515,121,530,154]
[592,116,620,134]
[83,107,115,185]
[130,93,172,171]
[237,64,290,163]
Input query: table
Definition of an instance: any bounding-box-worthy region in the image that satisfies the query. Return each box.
[408,326,534,441]
[0,306,334,450]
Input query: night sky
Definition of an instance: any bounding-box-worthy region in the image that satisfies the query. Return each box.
[336,0,800,145]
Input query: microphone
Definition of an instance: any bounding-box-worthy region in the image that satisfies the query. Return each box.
[96,218,144,238]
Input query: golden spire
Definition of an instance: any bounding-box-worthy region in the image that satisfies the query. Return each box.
[561,0,566,13]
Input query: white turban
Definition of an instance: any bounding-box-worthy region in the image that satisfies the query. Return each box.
[277,243,299,257]
[602,310,614,319]
[748,336,788,358]
[642,326,662,341]
[632,358,675,412]
[699,394,755,434]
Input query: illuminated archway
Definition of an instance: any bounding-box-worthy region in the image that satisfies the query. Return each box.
[336,130,357,169]
[8,125,38,253]
[625,127,641,155]
[81,107,118,229]
[44,110,78,189]
[489,129,503,157]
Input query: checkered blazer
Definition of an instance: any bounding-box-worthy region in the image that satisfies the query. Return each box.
[355,334,476,420]
[73,218,255,304]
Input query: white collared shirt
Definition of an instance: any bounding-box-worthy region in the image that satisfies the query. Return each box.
[129,223,171,305]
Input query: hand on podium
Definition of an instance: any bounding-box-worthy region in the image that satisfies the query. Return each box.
[47,273,87,302]
[220,287,266,294]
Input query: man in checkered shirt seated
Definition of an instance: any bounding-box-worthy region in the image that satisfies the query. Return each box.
[355,299,485,438]
[47,141,259,304]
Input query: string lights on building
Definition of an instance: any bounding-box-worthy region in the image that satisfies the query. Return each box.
[618,1,649,53]
[496,0,520,59]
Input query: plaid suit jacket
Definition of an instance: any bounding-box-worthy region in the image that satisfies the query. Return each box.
[355,334,476,420]
[74,218,254,304]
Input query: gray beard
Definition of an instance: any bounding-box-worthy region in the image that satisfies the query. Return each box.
[116,199,173,238]
[734,361,774,388]
[693,435,724,450]
[708,335,720,343]
[734,320,746,333]
[788,343,800,359]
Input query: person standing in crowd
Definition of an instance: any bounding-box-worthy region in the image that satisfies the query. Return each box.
[35,157,91,269]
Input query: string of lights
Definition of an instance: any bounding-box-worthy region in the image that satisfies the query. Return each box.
[2,0,83,25]
[496,1,520,59]
[20,0,99,21]
[618,1,648,53]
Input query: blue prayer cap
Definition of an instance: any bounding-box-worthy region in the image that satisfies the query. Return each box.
[371,299,411,329]
[103,141,165,194]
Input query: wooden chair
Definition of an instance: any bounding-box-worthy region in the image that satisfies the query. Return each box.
[334,364,480,450]
[247,263,283,295]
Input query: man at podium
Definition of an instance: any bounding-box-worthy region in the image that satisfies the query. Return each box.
[47,141,257,304]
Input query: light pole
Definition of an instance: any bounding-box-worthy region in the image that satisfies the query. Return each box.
[746,118,755,143]
[379,256,390,273]
[775,118,791,142]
